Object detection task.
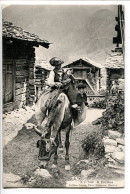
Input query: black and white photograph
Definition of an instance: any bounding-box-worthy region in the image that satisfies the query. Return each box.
[2,2,125,188]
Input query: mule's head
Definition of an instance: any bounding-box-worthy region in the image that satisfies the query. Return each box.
[34,126,57,168]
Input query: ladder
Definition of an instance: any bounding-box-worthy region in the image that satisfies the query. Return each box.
[85,78,97,95]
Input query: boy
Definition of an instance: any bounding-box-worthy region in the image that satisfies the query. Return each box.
[72,83,88,110]
[71,82,88,126]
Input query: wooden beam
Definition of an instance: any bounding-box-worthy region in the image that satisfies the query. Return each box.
[85,78,97,95]
[72,67,92,70]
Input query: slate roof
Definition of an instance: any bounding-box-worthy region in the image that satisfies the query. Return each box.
[82,57,102,68]
[105,52,124,69]
[2,20,51,48]
[63,57,102,69]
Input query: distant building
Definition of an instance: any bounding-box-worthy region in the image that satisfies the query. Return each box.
[2,20,50,112]
[102,52,124,93]
[35,58,53,100]
[63,58,102,95]
[101,5,125,94]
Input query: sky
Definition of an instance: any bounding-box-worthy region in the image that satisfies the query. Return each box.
[2,4,118,65]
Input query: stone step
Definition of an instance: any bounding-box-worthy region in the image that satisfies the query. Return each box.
[113,169,125,175]
[103,138,117,147]
[105,163,124,171]
[111,152,125,164]
[108,130,122,140]
[105,145,117,153]
[116,138,125,145]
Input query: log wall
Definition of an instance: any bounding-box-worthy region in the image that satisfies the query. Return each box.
[35,67,50,100]
[3,39,36,112]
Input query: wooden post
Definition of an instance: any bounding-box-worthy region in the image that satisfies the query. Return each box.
[28,46,36,105]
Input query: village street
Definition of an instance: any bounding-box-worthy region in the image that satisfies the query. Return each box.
[3,106,109,188]
[2,4,125,190]
[3,106,124,188]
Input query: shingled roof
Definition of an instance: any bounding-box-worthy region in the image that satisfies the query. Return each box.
[63,57,102,69]
[2,20,51,48]
[105,52,124,69]
[82,57,102,69]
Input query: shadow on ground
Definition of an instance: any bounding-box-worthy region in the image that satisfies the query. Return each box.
[3,114,39,175]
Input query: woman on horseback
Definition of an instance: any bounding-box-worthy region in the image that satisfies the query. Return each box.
[35,57,87,135]
[45,57,64,89]
[38,57,73,134]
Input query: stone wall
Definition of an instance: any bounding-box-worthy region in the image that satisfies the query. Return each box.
[103,130,124,175]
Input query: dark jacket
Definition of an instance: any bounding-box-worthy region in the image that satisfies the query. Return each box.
[76,92,88,106]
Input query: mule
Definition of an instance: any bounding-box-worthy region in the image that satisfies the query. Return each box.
[34,92,72,170]
[34,79,86,170]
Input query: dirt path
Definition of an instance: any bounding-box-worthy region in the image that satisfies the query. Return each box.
[3,107,123,188]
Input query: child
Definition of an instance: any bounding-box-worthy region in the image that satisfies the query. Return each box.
[77,83,88,106]
[72,83,88,110]
[71,83,88,126]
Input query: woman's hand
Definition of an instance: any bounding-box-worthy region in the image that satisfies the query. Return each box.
[71,104,81,112]
[45,80,53,86]
[71,104,78,108]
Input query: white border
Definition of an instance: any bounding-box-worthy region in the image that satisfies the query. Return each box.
[1,0,130,5]
[0,1,130,194]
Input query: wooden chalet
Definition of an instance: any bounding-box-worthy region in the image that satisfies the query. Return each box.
[100,5,124,94]
[104,52,124,92]
[63,58,102,95]
[2,20,50,112]
[103,5,125,93]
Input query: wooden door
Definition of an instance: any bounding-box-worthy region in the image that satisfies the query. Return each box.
[3,61,15,104]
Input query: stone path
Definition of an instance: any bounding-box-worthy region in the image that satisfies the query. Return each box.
[3,107,106,188]
[83,107,105,124]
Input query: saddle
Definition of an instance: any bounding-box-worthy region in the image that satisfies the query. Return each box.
[42,78,86,128]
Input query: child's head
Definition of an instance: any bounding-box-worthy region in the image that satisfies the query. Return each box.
[77,83,86,93]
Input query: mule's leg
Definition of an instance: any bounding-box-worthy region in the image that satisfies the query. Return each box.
[65,125,71,171]
[51,135,59,168]
[58,131,63,148]
[51,149,58,169]
[54,150,58,165]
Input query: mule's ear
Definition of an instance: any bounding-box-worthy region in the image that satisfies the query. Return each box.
[37,140,40,148]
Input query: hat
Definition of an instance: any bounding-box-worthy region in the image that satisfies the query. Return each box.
[77,83,86,89]
[49,57,64,66]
